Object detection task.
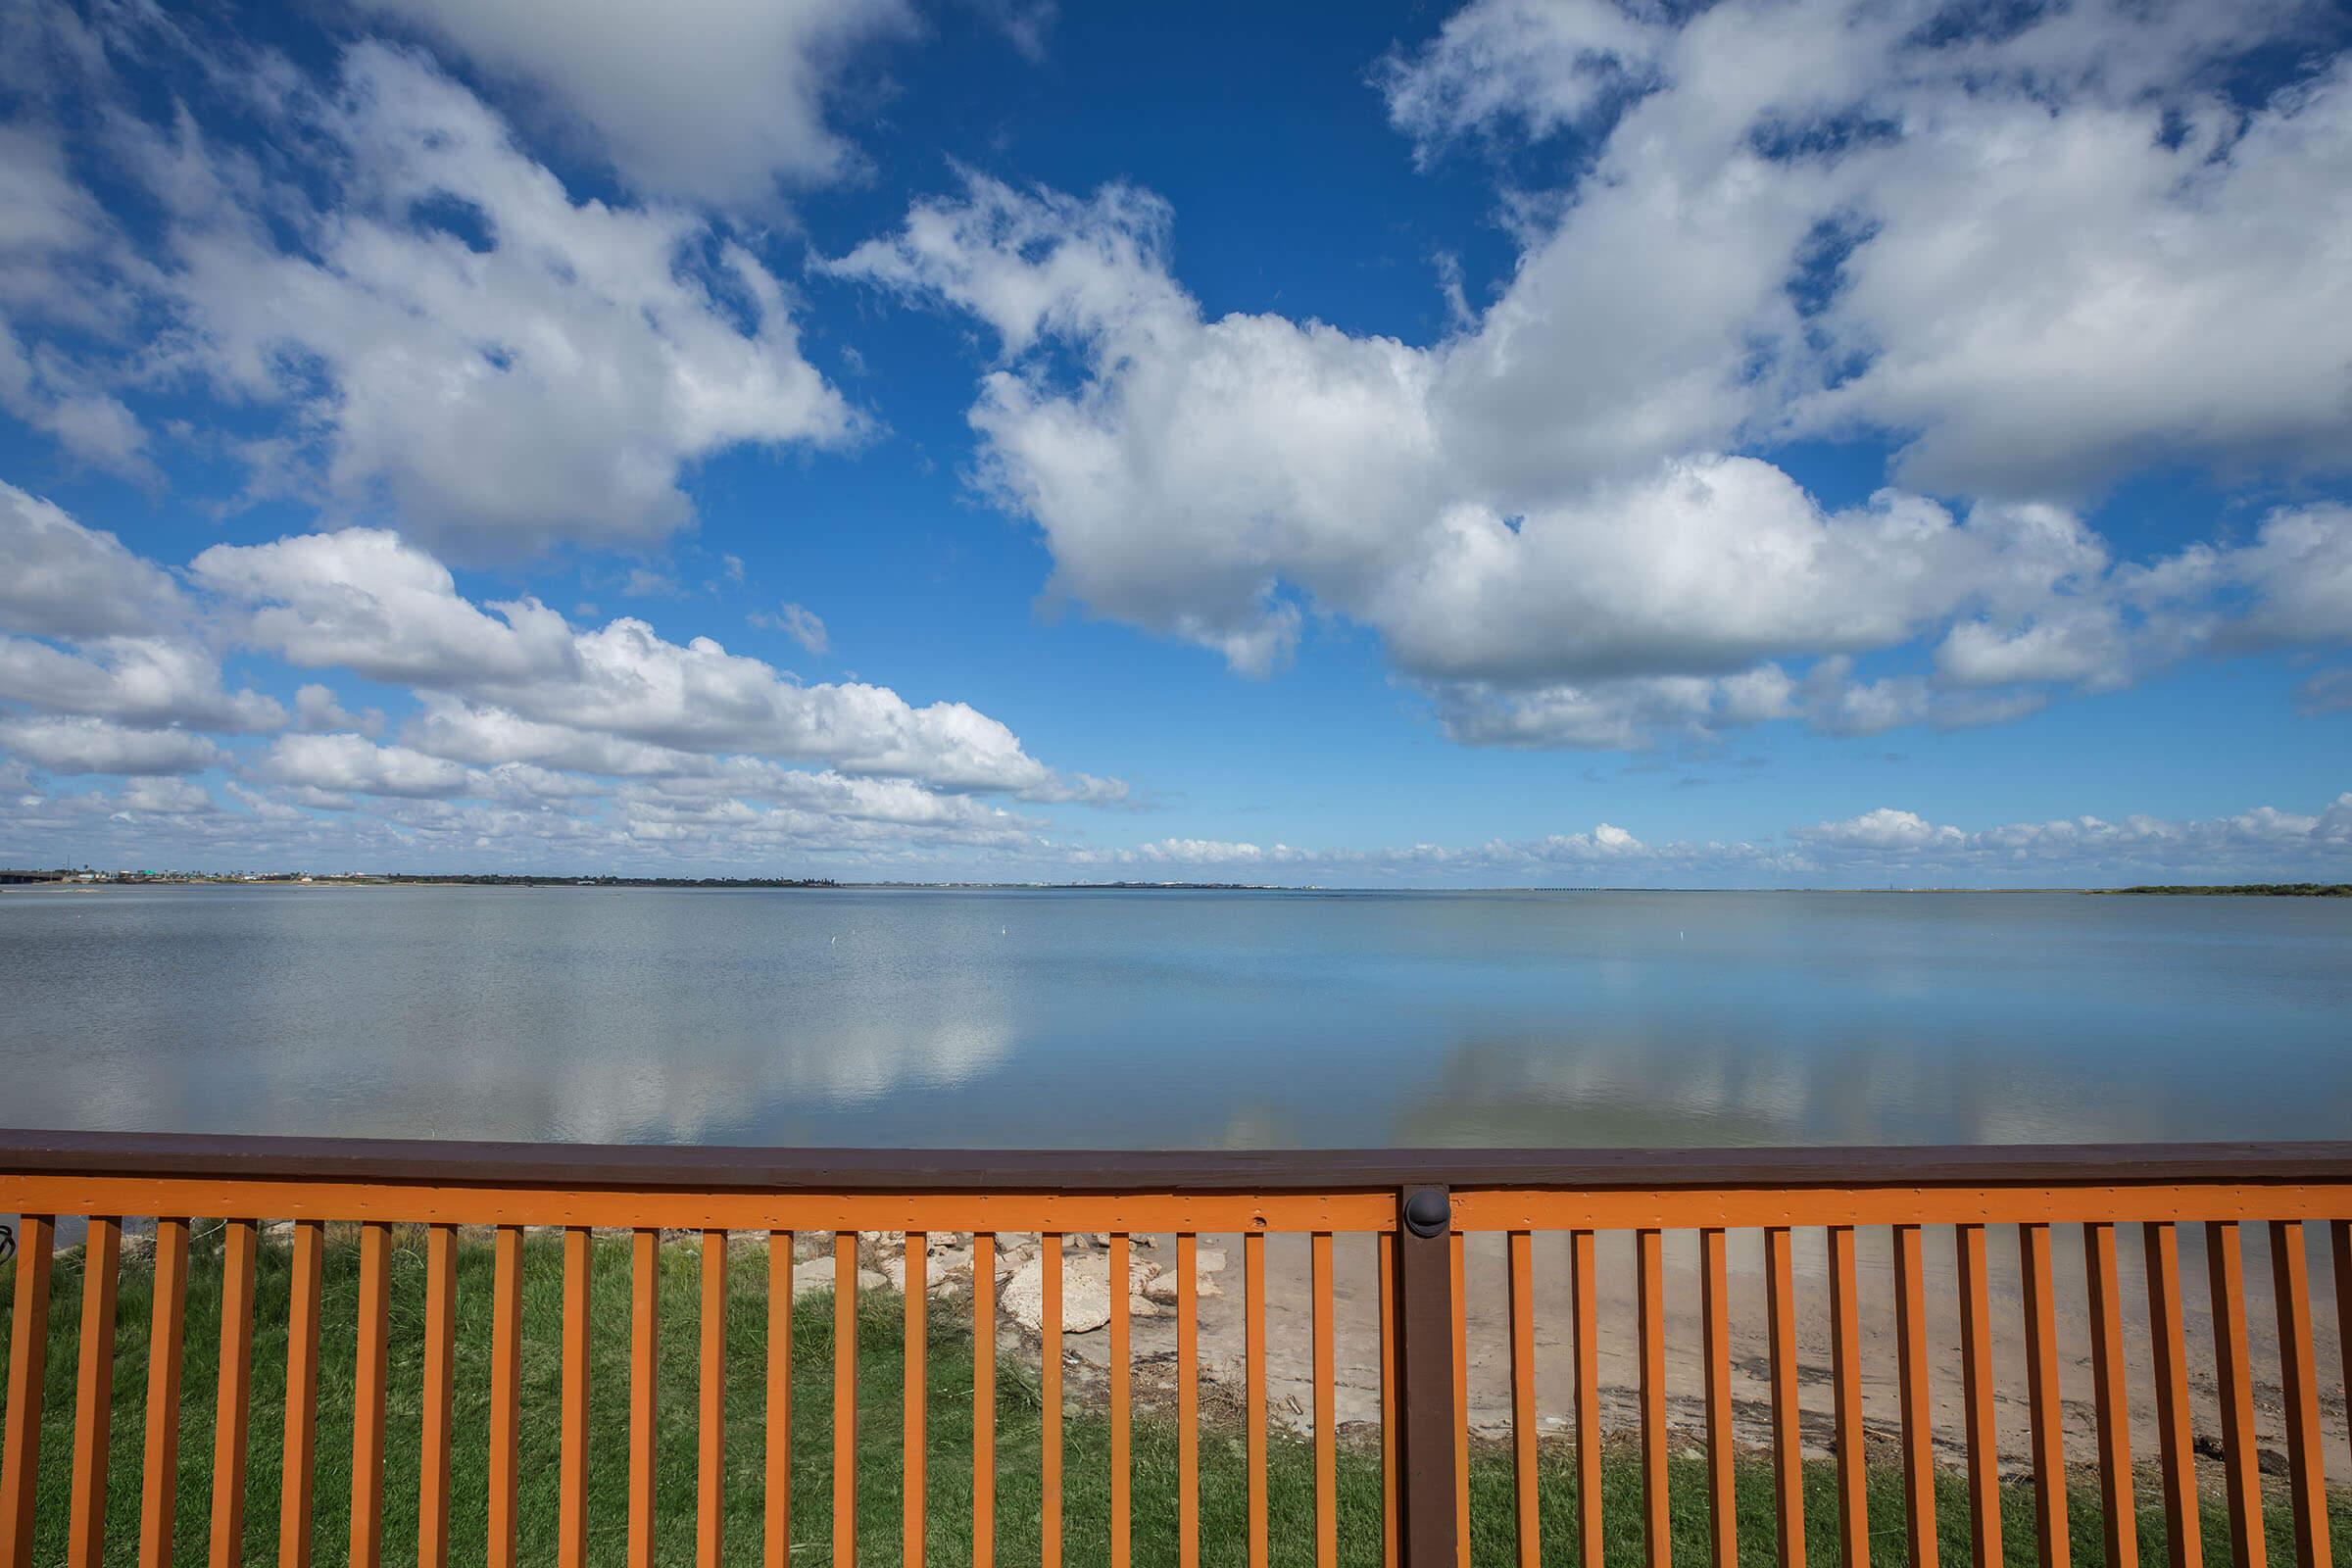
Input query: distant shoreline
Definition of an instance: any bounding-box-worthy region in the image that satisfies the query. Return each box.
[6,873,2348,896]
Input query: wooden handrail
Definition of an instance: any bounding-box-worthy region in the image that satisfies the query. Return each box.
[3,1126,2350,1189]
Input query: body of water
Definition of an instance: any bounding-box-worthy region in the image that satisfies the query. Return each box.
[2,884,2346,1149]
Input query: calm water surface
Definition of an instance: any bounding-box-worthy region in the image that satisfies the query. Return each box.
[2,884,2346,1148]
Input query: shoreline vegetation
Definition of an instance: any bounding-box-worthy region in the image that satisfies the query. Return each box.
[6,873,2351,896]
[2086,883,2352,897]
[3,1228,2339,1567]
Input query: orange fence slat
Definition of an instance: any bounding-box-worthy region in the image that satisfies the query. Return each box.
[66,1215,121,1568]
[1110,1234,1131,1568]
[833,1231,858,1568]
[1,1212,53,1568]
[2206,1221,2265,1568]
[0,1259,39,1560]
[1571,1228,1599,1568]
[702,1231,729,1568]
[1764,1227,1806,1568]
[279,1220,323,1568]
[629,1230,659,1568]
[1827,1225,1868,1568]
[1176,1232,1198,1568]
[489,1226,522,1568]
[419,1224,458,1568]
[1450,1229,1469,1568]
[1314,1231,1337,1568]
[767,1232,793,1568]
[349,1222,390,1568]
[209,1218,257,1568]
[2268,1220,2330,1568]
[139,1218,189,1568]
[2082,1223,2136,1568]
[2021,1222,2070,1568]
[561,1226,592,1568]
[973,1233,995,1568]
[2142,1223,2202,1568]
[1955,1224,2000,1568]
[1507,1230,1538,1568]
[1701,1226,1737,1568]
[902,1233,924,1568]
[1044,1234,1065,1568]
[1638,1226,1668,1568]
[1247,1229,1267,1568]
[1378,1231,1397,1568]
[1892,1224,1936,1568]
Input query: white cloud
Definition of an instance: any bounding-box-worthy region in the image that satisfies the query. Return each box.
[258,733,473,800]
[1377,0,1662,153]
[0,635,284,734]
[1795,807,1963,854]
[834,2,2352,750]
[751,602,830,654]
[292,683,384,738]
[0,326,149,479]
[190,529,579,687]
[0,482,186,639]
[194,526,1102,797]
[0,715,225,776]
[12,29,858,558]
[360,0,916,208]
[0,490,1128,873]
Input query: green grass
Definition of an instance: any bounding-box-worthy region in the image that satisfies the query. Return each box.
[2,1230,2343,1565]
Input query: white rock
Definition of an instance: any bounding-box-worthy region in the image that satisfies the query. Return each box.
[1143,1260,1224,1301]
[926,1249,973,1291]
[792,1255,885,1300]
[881,1248,974,1294]
[999,1251,1165,1334]
[1129,1293,1169,1320]
[1194,1248,1227,1274]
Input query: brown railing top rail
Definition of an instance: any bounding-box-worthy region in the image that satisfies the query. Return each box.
[2,1127,2349,1193]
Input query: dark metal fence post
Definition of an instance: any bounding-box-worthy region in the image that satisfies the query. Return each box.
[1395,1185,1458,1568]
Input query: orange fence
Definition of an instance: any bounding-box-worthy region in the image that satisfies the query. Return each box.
[2,1132,2350,1567]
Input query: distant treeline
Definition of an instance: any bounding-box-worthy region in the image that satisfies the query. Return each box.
[379,873,838,889]
[2096,883,2352,897]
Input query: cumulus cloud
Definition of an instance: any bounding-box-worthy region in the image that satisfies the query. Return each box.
[192,526,1103,797]
[833,1,2352,750]
[0,482,187,639]
[0,715,225,776]
[6,24,858,558]
[292,684,385,738]
[360,0,916,208]
[0,493,1126,871]
[0,636,284,734]
[259,733,474,801]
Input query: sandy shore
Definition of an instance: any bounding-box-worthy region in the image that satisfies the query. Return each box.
[1026,1224,2346,1477]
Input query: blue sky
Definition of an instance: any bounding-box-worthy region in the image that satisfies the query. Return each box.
[2,0,2350,885]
